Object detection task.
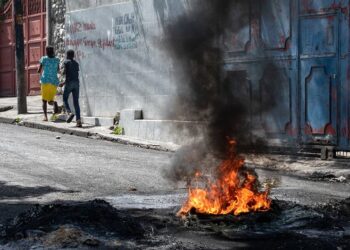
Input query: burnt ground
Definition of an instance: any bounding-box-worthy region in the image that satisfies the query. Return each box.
[0,198,349,250]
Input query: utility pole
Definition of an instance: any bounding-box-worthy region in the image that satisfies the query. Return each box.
[46,0,52,45]
[13,0,27,114]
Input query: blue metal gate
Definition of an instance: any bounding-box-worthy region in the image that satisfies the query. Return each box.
[300,11,339,145]
[224,0,350,151]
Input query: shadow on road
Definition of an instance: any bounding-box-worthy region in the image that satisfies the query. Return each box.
[0,181,76,200]
[0,181,78,226]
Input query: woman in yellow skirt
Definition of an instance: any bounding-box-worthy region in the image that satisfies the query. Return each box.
[37,46,60,121]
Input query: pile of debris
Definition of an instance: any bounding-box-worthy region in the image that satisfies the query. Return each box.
[0,199,349,249]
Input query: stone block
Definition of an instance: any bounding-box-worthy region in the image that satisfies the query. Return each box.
[82,116,114,126]
[145,121,155,140]
[137,121,148,139]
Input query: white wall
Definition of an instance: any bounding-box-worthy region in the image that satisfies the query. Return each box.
[65,0,187,119]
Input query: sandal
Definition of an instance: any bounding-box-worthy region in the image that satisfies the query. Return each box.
[66,113,75,123]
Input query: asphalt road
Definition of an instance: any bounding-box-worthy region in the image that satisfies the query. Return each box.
[0,123,173,201]
[0,123,350,250]
[0,123,349,214]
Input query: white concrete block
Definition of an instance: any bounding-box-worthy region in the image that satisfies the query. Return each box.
[82,116,114,126]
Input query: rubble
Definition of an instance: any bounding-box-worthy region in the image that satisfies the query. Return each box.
[331,176,347,183]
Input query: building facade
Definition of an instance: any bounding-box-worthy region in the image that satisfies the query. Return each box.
[22,0,348,151]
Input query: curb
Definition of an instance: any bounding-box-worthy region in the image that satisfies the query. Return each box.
[247,162,349,180]
[0,117,174,152]
[0,117,15,124]
[21,121,91,138]
[95,134,173,152]
[0,106,14,112]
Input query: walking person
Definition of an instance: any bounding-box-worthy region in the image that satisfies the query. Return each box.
[59,50,82,127]
[38,46,60,121]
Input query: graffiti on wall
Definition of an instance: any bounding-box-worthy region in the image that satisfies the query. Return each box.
[65,12,140,59]
[67,21,96,34]
[114,13,140,50]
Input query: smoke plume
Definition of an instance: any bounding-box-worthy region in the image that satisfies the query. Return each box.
[161,0,281,182]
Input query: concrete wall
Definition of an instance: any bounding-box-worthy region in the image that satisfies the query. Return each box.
[65,0,185,119]
[66,0,129,11]
[65,0,199,144]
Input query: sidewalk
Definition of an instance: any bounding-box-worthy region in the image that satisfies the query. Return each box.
[0,96,349,182]
[0,96,180,152]
[245,154,350,182]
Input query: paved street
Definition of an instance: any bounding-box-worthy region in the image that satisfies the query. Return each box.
[0,122,176,225]
[0,123,173,202]
[0,122,349,208]
[0,123,349,249]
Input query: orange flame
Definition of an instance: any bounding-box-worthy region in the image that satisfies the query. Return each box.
[178,140,271,216]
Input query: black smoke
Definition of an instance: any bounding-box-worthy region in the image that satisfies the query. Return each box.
[160,0,281,182]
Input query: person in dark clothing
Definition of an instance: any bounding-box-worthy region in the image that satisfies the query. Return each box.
[59,50,82,127]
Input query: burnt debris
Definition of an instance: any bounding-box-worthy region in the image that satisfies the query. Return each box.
[0,199,349,249]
